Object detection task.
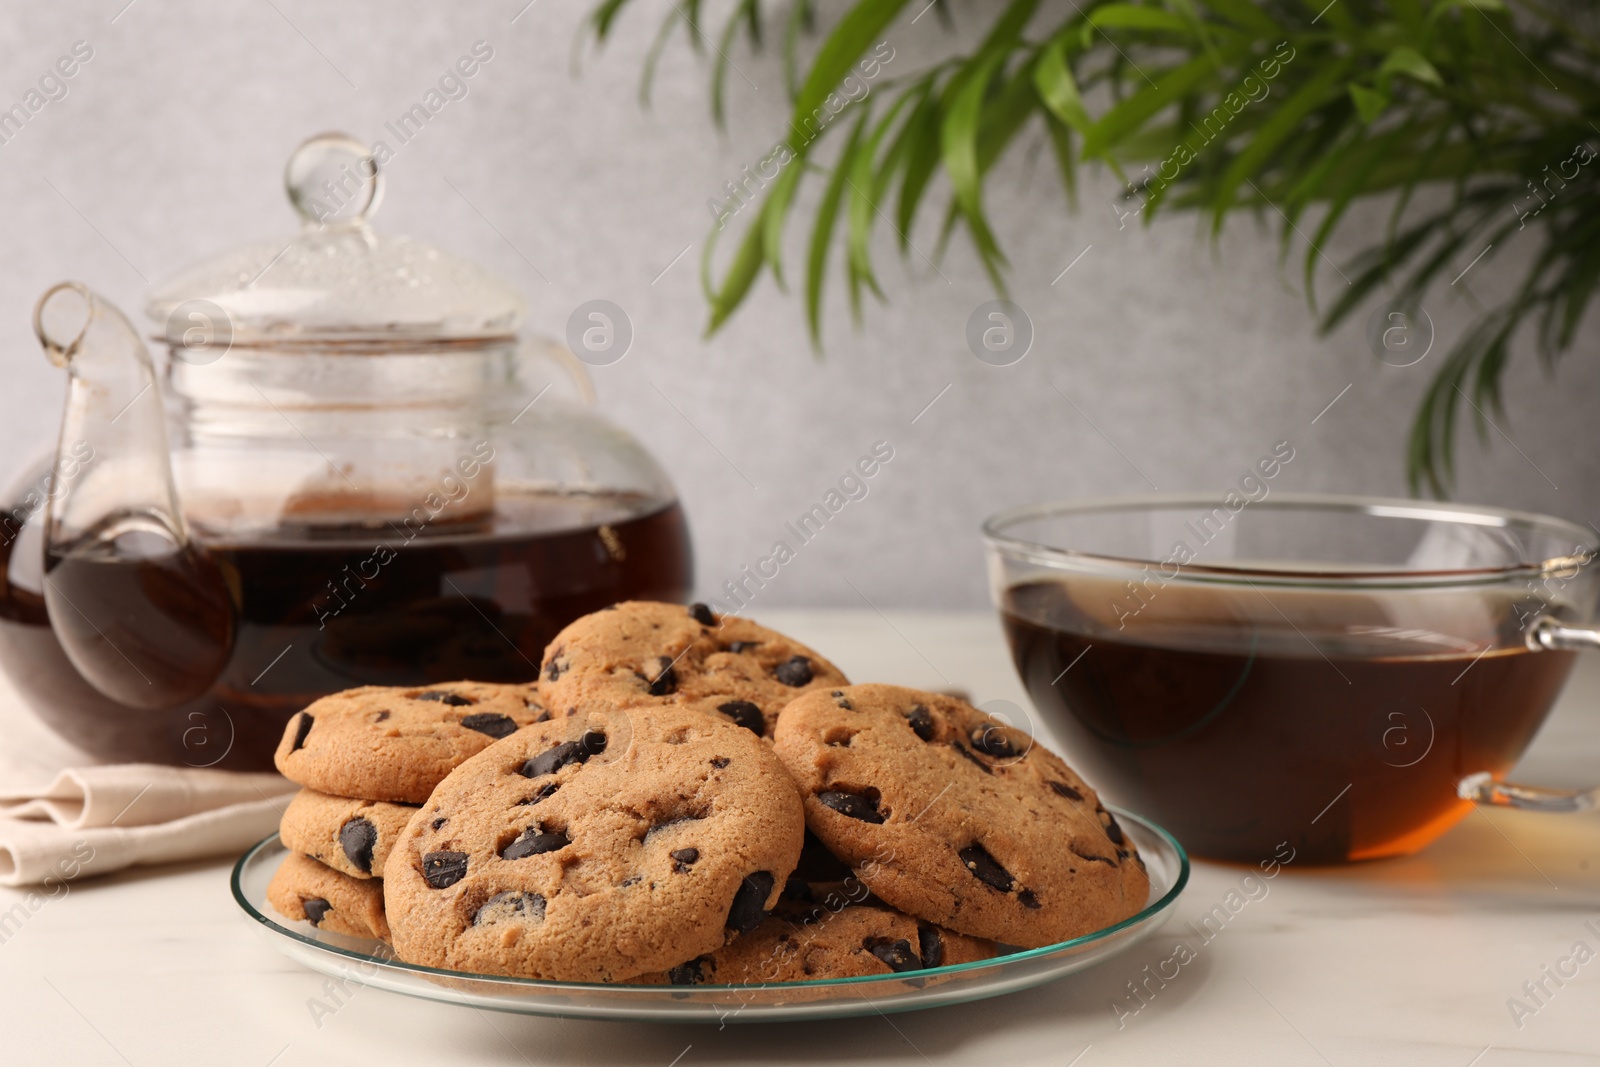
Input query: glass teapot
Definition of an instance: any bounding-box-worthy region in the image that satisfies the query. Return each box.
[0,134,692,771]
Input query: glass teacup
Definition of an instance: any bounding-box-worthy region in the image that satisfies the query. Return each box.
[984,493,1600,865]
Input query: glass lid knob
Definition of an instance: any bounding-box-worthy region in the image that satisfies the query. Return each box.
[146,130,526,342]
[284,132,384,228]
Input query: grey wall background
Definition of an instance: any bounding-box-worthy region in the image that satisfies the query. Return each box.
[1,1,1595,608]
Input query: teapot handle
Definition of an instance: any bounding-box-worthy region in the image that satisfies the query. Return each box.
[518,336,597,408]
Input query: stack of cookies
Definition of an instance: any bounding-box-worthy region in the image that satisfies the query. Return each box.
[266,601,1150,986]
[266,681,549,942]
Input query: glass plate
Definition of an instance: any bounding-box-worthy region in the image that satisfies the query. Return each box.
[231,807,1188,1023]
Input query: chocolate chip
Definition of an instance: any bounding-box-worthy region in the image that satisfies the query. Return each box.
[959,843,1014,893]
[907,705,935,741]
[970,725,1018,758]
[1070,844,1117,867]
[501,827,570,861]
[339,817,378,874]
[460,713,518,739]
[669,956,712,985]
[473,890,545,926]
[727,641,758,653]
[519,731,605,778]
[1101,809,1126,846]
[689,602,717,626]
[818,791,884,824]
[521,741,581,778]
[422,851,469,888]
[726,871,775,933]
[1018,889,1042,909]
[416,691,475,706]
[517,782,561,806]
[670,848,699,873]
[832,691,854,711]
[431,816,447,830]
[648,657,678,696]
[864,937,920,972]
[301,897,331,925]
[774,656,814,687]
[374,710,389,723]
[950,742,994,775]
[544,658,565,682]
[1047,780,1083,802]
[718,700,765,735]
[710,757,730,769]
[290,713,314,752]
[917,923,943,968]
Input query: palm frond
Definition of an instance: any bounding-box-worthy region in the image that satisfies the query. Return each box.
[591,0,1600,496]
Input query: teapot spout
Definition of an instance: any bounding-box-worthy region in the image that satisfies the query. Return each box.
[33,283,234,710]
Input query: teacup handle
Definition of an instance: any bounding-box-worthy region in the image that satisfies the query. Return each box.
[1458,773,1600,813]
[1456,617,1600,813]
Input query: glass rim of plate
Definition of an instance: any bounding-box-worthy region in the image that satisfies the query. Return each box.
[232,804,1189,994]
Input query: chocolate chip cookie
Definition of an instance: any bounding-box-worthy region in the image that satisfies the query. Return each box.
[382,703,805,982]
[538,601,848,739]
[773,684,1150,948]
[267,852,390,941]
[274,682,548,804]
[637,899,995,985]
[279,789,418,880]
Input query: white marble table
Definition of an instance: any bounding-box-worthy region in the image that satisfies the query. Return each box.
[3,610,1598,1066]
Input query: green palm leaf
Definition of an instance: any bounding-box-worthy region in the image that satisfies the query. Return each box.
[593,0,1600,497]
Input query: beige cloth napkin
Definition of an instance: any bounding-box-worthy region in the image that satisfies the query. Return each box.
[0,670,296,887]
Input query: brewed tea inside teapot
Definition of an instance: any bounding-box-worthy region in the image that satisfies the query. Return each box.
[0,133,692,771]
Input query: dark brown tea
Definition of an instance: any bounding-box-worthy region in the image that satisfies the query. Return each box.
[1002,578,1575,864]
[44,511,236,711]
[0,490,691,771]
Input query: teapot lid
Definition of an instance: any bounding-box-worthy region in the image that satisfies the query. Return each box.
[145,132,527,346]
